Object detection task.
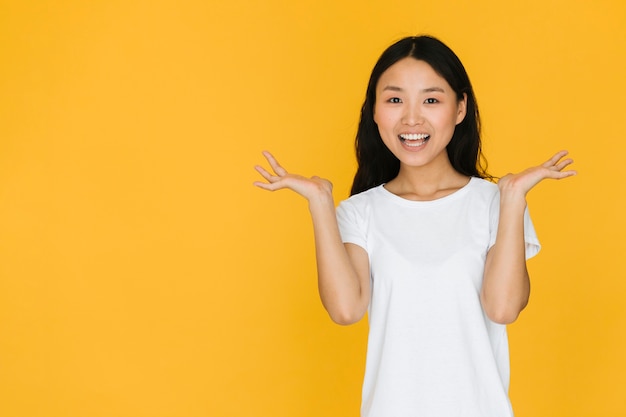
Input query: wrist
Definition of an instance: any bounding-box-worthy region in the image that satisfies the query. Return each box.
[498,189,527,213]
[307,185,334,209]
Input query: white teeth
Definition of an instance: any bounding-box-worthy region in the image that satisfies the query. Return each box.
[399,133,429,140]
[404,140,426,147]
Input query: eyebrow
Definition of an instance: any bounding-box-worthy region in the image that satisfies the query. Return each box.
[381,85,446,93]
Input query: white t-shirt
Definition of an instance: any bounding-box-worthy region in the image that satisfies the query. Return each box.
[336,177,540,417]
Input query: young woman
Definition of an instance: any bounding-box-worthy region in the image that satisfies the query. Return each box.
[254,35,575,417]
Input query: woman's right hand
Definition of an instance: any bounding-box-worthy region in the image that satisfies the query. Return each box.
[254,151,333,201]
[254,151,370,325]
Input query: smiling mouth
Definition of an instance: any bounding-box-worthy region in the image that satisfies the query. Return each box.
[399,133,430,147]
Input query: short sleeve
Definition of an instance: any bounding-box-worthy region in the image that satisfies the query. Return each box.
[522,207,541,259]
[488,192,541,260]
[336,197,368,251]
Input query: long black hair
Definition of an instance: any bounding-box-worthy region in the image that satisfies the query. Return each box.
[350,35,490,195]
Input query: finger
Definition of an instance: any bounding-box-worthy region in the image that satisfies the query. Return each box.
[254,164,278,182]
[548,169,577,179]
[554,158,574,172]
[253,180,281,191]
[262,151,288,176]
[541,162,577,179]
[541,150,569,168]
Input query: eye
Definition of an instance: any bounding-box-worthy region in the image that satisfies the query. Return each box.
[424,98,438,104]
[388,97,402,103]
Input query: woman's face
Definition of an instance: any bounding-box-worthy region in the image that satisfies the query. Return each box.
[374,58,467,170]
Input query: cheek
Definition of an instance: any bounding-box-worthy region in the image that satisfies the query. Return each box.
[439,110,461,129]
[373,108,391,130]
[375,118,394,139]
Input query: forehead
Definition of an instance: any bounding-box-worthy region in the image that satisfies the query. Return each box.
[376,58,451,92]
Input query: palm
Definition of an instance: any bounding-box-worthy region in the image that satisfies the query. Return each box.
[498,150,576,195]
[254,151,333,200]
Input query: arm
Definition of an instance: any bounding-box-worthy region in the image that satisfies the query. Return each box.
[481,151,576,324]
[254,151,370,325]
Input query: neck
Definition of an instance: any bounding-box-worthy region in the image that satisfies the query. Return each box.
[385,158,470,201]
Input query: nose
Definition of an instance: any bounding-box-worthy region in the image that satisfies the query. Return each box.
[402,104,423,126]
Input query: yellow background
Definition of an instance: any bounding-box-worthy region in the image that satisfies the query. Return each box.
[1,0,624,416]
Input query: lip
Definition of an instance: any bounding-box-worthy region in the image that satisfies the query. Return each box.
[398,132,430,150]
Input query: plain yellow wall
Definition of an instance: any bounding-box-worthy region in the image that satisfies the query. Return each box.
[1,1,624,416]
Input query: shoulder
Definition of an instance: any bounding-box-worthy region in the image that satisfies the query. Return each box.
[338,185,383,207]
[456,177,500,212]
[336,185,384,219]
[469,176,498,192]
[467,177,499,200]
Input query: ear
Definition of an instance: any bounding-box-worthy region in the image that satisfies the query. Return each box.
[455,93,468,125]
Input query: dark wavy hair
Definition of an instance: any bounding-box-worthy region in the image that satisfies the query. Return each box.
[350,35,490,195]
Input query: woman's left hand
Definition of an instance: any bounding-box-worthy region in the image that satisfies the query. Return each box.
[498,150,576,197]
